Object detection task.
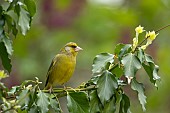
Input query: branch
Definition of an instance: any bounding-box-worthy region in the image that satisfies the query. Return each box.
[42,87,97,98]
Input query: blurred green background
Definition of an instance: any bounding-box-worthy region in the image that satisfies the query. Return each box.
[2,0,170,112]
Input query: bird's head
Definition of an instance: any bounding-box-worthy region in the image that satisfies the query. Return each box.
[61,42,83,56]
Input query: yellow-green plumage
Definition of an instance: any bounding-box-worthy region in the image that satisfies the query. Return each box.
[45,42,82,90]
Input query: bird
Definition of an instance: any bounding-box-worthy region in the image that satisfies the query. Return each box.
[44,42,83,91]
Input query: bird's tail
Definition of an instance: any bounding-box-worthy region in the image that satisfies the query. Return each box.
[44,75,51,90]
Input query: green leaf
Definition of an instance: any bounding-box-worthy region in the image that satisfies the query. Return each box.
[8,86,20,96]
[111,65,123,78]
[97,70,118,105]
[144,54,154,63]
[28,104,39,113]
[17,89,30,108]
[2,36,13,56]
[131,78,146,111]
[89,90,102,113]
[143,54,160,86]
[49,97,61,113]
[0,42,12,73]
[143,63,160,86]
[118,44,132,60]
[86,74,100,86]
[4,14,18,36]
[24,0,36,17]
[121,53,142,78]
[119,94,131,113]
[92,53,114,74]
[103,96,116,113]
[67,92,90,113]
[114,43,125,56]
[36,91,50,113]
[0,70,8,80]
[0,16,5,40]
[4,14,13,33]
[18,109,28,113]
[7,0,18,11]
[137,48,145,63]
[18,6,30,35]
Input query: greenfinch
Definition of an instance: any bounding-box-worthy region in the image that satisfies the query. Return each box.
[44,42,83,91]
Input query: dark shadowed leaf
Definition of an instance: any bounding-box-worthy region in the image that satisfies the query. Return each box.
[131,78,146,111]
[97,70,118,105]
[37,91,50,113]
[121,53,142,78]
[92,53,114,74]
[28,104,39,113]
[4,14,18,36]
[103,96,116,113]
[137,48,145,63]
[67,92,90,113]
[111,64,123,78]
[0,42,12,73]
[89,90,102,113]
[119,94,131,113]
[114,43,125,56]
[143,63,160,87]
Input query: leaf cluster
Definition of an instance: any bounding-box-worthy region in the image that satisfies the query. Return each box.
[0,0,36,73]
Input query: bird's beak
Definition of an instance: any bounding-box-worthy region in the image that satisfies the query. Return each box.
[75,46,83,52]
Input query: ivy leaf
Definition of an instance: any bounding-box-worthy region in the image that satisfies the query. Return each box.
[86,74,100,86]
[137,48,145,63]
[28,104,39,113]
[36,91,50,113]
[92,53,114,74]
[121,53,141,79]
[110,64,123,78]
[2,36,13,56]
[119,94,131,113]
[145,54,154,63]
[143,63,160,87]
[17,5,30,35]
[18,109,27,113]
[4,14,18,36]
[67,92,90,113]
[97,70,118,105]
[0,16,5,40]
[0,42,12,73]
[114,43,125,56]
[131,78,146,111]
[103,96,116,113]
[8,86,20,96]
[143,54,160,86]
[17,89,30,108]
[89,90,102,113]
[24,0,36,17]
[118,44,132,60]
[49,97,61,113]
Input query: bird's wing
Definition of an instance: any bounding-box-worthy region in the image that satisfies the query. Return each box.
[45,54,60,87]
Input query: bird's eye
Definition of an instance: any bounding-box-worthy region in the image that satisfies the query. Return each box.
[71,45,77,48]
